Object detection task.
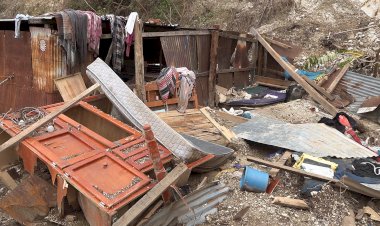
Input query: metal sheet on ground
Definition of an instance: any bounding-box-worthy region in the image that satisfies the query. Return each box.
[233,115,377,158]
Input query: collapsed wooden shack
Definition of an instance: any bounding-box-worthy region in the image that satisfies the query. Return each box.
[0,12,307,226]
[0,15,297,113]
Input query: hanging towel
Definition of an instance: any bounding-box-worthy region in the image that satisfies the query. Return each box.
[176,67,196,113]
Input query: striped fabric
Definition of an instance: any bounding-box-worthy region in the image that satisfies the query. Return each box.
[156,67,177,101]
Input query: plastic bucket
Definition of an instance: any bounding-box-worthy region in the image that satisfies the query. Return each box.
[240,166,269,192]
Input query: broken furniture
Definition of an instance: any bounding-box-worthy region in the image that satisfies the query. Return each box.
[157,108,230,146]
[0,98,175,226]
[145,80,199,109]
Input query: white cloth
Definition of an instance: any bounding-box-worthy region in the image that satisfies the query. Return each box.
[177,67,196,113]
[125,12,138,35]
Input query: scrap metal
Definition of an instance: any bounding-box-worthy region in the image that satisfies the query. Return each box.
[145,181,229,226]
[334,71,380,113]
[233,114,377,158]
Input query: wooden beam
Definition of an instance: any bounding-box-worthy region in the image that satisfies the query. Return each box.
[265,37,292,49]
[142,30,210,38]
[113,163,190,226]
[0,170,17,189]
[246,156,339,183]
[326,64,350,93]
[134,18,147,102]
[0,84,100,154]
[219,32,256,42]
[208,30,219,107]
[254,76,292,89]
[302,76,335,101]
[272,197,309,209]
[217,66,255,74]
[200,107,237,142]
[250,28,338,115]
[268,151,292,177]
[136,200,164,226]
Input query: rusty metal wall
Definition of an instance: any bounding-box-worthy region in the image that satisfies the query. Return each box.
[0,30,4,80]
[30,27,67,93]
[160,35,211,106]
[160,36,197,69]
[0,29,63,113]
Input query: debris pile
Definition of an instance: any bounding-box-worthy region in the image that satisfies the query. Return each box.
[0,6,379,226]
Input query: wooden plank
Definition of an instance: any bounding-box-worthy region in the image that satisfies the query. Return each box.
[255,76,292,89]
[302,76,335,101]
[113,163,190,226]
[219,32,256,42]
[246,156,339,183]
[145,96,197,108]
[217,66,255,74]
[200,107,237,142]
[54,73,86,101]
[233,205,250,221]
[136,200,164,226]
[142,30,210,38]
[265,37,292,49]
[326,64,350,93]
[268,151,292,177]
[272,197,309,209]
[0,84,100,154]
[134,18,147,102]
[0,170,17,189]
[208,30,219,107]
[214,111,248,124]
[251,28,338,115]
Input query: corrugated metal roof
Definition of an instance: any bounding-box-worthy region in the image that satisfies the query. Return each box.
[334,71,380,113]
[146,181,229,226]
[232,114,377,158]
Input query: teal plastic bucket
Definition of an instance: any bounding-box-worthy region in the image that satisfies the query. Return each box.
[240,166,269,192]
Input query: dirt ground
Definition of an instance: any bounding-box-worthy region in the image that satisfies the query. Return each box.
[196,98,380,226]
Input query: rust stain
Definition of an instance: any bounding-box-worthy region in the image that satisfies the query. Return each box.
[30,27,67,93]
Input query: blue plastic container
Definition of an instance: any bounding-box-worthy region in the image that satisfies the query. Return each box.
[240,166,269,192]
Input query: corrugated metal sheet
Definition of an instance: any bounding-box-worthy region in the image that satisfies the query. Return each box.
[0,30,34,112]
[232,114,377,158]
[0,29,63,113]
[334,71,380,113]
[146,181,229,226]
[160,36,197,70]
[30,26,67,93]
[160,34,211,105]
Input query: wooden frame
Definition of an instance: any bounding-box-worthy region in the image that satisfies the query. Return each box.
[144,81,199,109]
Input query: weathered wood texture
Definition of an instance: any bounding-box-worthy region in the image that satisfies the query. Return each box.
[113,163,189,226]
[200,107,237,142]
[251,28,338,115]
[157,109,228,146]
[326,64,350,93]
[272,197,309,209]
[134,18,147,102]
[208,30,219,107]
[54,73,87,101]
